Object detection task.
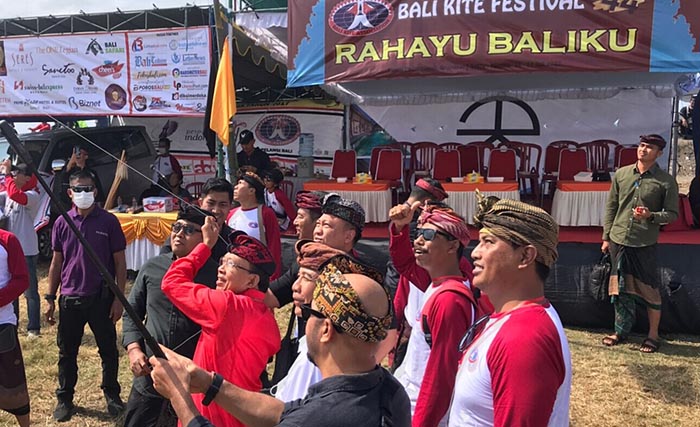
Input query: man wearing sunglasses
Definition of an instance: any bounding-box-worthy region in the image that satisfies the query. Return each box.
[448,196,571,427]
[147,260,410,427]
[121,207,218,427]
[44,169,127,422]
[161,218,280,427]
[388,202,489,427]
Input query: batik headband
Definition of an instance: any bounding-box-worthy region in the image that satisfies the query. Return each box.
[416,178,448,201]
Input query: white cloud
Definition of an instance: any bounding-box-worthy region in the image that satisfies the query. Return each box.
[0,1,213,19]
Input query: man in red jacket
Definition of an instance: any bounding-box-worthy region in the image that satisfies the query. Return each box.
[161,217,280,427]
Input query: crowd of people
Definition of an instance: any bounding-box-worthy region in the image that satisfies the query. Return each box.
[0,134,680,427]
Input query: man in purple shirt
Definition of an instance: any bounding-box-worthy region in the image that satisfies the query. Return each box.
[43,169,128,422]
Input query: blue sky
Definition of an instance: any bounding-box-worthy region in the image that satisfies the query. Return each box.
[0,1,214,19]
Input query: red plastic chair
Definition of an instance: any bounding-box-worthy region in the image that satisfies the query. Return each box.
[487,147,517,181]
[433,149,461,181]
[185,181,205,199]
[280,180,294,200]
[330,150,356,179]
[457,145,481,176]
[540,140,579,203]
[438,142,461,152]
[615,145,638,169]
[375,149,405,203]
[580,141,611,173]
[466,141,494,176]
[558,148,588,181]
[408,142,439,183]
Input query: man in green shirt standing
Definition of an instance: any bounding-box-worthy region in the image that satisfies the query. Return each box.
[601,134,679,353]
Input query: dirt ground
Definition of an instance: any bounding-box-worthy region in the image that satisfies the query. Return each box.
[676,138,695,194]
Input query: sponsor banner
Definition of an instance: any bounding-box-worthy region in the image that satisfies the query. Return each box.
[288,0,700,86]
[0,27,210,116]
[360,89,672,168]
[235,100,345,175]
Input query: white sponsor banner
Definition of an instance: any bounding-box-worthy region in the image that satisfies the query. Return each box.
[361,89,673,169]
[235,100,345,175]
[0,27,210,117]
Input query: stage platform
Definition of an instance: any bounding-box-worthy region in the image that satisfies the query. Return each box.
[281,224,700,335]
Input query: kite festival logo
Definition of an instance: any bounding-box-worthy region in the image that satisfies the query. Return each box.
[328,0,394,37]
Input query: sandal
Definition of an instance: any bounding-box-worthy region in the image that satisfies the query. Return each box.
[640,338,660,353]
[602,334,626,346]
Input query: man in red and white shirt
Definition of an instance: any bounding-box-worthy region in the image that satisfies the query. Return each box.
[448,197,571,427]
[389,202,489,427]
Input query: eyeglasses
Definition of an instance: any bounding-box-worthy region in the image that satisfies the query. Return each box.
[458,314,491,352]
[299,304,344,333]
[220,259,255,274]
[70,185,94,193]
[171,222,202,236]
[416,228,455,241]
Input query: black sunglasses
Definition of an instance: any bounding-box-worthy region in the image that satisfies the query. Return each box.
[171,222,202,236]
[416,228,455,241]
[458,314,491,352]
[299,304,343,333]
[70,185,95,193]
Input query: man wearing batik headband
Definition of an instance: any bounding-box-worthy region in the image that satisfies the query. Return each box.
[122,206,218,427]
[147,257,411,427]
[447,195,571,427]
[601,134,678,354]
[227,171,282,279]
[388,202,489,427]
[161,217,280,427]
[273,242,388,402]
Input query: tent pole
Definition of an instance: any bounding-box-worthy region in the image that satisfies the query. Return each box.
[670,96,679,178]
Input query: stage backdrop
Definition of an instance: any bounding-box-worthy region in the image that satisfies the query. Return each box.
[287,0,700,86]
[0,26,211,116]
[359,89,673,168]
[234,100,345,175]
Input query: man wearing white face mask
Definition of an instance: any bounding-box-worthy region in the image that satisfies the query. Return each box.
[44,169,128,422]
[152,138,182,184]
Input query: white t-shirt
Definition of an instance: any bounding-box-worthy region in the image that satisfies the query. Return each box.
[271,336,322,402]
[227,207,261,241]
[448,303,572,427]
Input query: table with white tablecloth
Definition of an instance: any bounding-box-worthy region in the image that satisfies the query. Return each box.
[551,181,611,227]
[114,211,177,270]
[303,180,392,223]
[443,182,520,224]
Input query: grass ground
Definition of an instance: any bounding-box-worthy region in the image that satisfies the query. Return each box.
[1,263,698,427]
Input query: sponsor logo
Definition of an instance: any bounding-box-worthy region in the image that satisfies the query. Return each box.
[34,46,78,55]
[171,93,206,101]
[149,97,171,109]
[14,81,63,93]
[173,80,182,91]
[175,102,205,113]
[104,41,125,54]
[182,53,206,65]
[42,63,76,76]
[134,55,168,67]
[134,70,169,80]
[248,222,259,229]
[133,83,171,91]
[169,40,179,50]
[170,39,209,50]
[171,53,181,64]
[133,95,148,112]
[92,60,124,78]
[85,39,104,56]
[329,0,394,37]
[131,37,144,52]
[68,96,102,110]
[468,348,479,363]
[76,68,95,86]
[172,68,207,77]
[11,51,34,67]
[256,115,301,146]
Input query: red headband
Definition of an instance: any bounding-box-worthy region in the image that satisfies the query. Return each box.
[416,179,448,201]
[418,205,470,247]
[295,191,322,211]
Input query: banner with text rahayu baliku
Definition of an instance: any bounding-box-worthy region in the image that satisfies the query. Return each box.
[287,0,700,86]
[0,26,211,116]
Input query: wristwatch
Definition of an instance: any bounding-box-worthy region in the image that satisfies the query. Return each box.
[44,294,56,301]
[202,372,224,406]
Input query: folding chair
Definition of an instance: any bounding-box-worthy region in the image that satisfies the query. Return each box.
[432,149,461,181]
[487,147,517,181]
[330,150,356,179]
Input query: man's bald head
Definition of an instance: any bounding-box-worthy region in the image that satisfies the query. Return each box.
[344,273,389,320]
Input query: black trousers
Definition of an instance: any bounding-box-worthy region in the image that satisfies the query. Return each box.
[56,292,120,403]
[123,385,177,427]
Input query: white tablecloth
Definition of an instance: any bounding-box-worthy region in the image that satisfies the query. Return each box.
[322,189,391,223]
[551,189,608,226]
[446,190,520,225]
[124,238,162,271]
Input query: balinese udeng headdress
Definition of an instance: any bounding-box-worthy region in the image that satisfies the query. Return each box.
[417,204,470,247]
[473,190,559,268]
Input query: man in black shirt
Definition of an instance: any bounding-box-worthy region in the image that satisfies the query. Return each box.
[236,130,271,174]
[122,207,218,427]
